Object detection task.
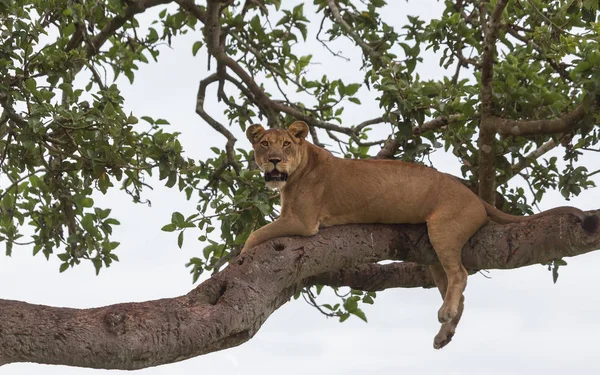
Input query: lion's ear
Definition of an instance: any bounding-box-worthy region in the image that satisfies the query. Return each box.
[288,121,309,140]
[246,124,265,144]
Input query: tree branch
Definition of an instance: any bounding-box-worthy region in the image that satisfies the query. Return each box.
[1,210,599,369]
[414,114,463,135]
[498,137,561,185]
[486,99,598,136]
[478,0,508,204]
[196,0,379,141]
[195,73,241,173]
[0,92,28,128]
[503,25,572,83]
[64,0,173,56]
[306,262,436,291]
[375,114,464,159]
[326,0,381,61]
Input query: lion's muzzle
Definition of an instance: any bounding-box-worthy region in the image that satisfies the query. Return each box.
[264,169,288,182]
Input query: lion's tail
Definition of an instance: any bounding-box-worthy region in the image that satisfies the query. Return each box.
[482,200,599,233]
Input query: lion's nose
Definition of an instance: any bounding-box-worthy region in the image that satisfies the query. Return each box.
[269,158,281,166]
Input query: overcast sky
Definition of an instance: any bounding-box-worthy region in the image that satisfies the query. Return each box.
[2,1,600,374]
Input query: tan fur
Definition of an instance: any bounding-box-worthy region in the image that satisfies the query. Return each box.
[243,120,596,349]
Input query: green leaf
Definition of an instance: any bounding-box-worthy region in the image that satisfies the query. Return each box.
[25,78,37,91]
[81,214,95,233]
[161,224,177,232]
[172,212,185,226]
[554,259,568,266]
[94,208,112,220]
[166,171,177,188]
[104,218,120,226]
[92,258,102,275]
[141,116,155,125]
[352,308,368,323]
[362,295,374,304]
[177,231,184,249]
[59,262,69,273]
[345,83,361,96]
[81,198,94,208]
[192,41,203,56]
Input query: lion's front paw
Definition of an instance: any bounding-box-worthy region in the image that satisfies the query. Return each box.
[437,303,457,324]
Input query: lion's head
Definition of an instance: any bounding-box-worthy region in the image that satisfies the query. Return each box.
[246,121,309,190]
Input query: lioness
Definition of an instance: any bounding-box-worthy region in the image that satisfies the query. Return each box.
[242,120,599,349]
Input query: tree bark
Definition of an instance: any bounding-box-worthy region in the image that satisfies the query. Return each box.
[1,210,599,369]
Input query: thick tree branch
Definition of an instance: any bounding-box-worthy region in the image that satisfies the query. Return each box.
[306,262,436,291]
[1,210,599,369]
[375,137,401,159]
[486,99,598,136]
[478,0,508,204]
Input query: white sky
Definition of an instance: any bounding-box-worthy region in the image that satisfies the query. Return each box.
[2,1,600,374]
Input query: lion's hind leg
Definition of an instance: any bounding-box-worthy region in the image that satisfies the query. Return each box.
[429,264,464,349]
[426,203,486,324]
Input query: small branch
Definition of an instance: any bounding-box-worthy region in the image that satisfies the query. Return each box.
[504,25,571,82]
[175,0,207,21]
[316,14,351,61]
[195,73,241,173]
[0,92,28,128]
[414,114,463,134]
[0,169,46,201]
[524,0,576,37]
[375,114,464,159]
[500,137,558,184]
[308,125,325,148]
[85,0,174,57]
[355,117,385,132]
[326,0,381,61]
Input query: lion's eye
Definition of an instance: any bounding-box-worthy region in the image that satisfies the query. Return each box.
[260,141,269,148]
[283,141,291,147]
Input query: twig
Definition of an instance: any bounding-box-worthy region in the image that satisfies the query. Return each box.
[316,14,350,61]
[326,0,381,61]
[195,73,241,174]
[0,169,46,201]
